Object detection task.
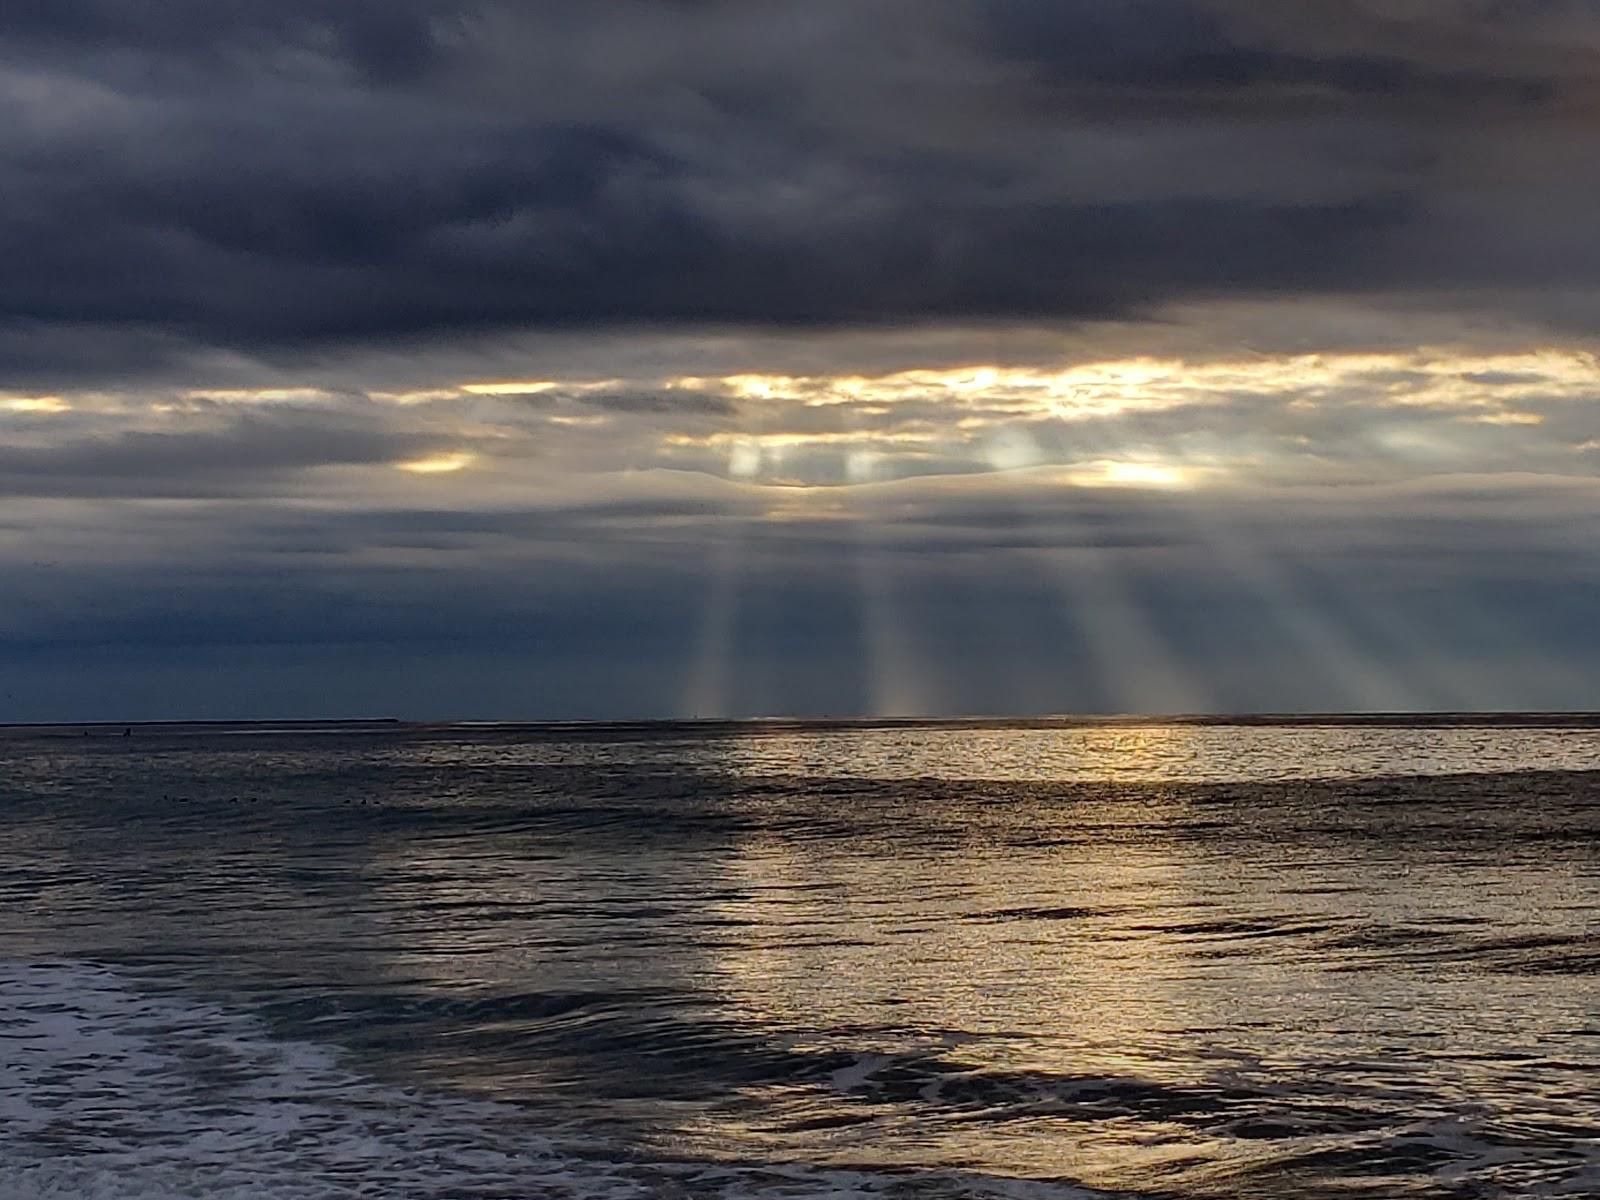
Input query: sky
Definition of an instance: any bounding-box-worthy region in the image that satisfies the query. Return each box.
[4,0,1600,721]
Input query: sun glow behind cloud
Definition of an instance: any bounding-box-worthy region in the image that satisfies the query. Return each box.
[394,451,478,475]
[604,349,1595,488]
[12,346,1600,496]
[0,394,70,413]
[1066,460,1198,489]
[659,350,1600,421]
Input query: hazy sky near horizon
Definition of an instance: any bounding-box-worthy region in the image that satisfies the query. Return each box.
[4,1,1600,720]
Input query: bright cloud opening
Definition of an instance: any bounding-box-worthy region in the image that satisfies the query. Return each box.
[395,451,478,475]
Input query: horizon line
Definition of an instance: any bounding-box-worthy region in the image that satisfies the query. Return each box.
[7,710,1600,732]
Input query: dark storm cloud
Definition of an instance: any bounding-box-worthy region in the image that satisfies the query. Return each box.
[2,1,1596,378]
[983,0,1555,111]
[0,0,461,83]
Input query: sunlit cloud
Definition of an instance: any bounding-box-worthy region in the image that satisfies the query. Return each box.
[640,349,1600,425]
[394,451,478,475]
[1064,460,1200,489]
[7,346,1600,499]
[0,394,69,413]
[668,430,944,451]
[845,448,882,483]
[368,389,465,406]
[183,387,333,404]
[1470,411,1545,426]
[459,380,562,396]
[727,439,763,479]
[983,427,1044,471]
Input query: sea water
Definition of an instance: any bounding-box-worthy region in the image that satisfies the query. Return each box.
[1,720,1597,1198]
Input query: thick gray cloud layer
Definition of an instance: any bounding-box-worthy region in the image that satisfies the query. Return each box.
[3,1,1600,381]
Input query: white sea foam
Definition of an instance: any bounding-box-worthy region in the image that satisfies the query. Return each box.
[0,960,1115,1200]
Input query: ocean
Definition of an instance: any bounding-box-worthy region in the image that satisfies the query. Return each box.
[1,719,1597,1199]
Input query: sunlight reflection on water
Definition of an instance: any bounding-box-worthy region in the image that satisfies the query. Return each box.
[411,721,1600,782]
[2,723,1597,1198]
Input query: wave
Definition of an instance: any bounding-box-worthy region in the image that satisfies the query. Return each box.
[0,960,1123,1200]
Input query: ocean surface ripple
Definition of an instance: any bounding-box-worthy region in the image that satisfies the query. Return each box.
[1,720,1597,1198]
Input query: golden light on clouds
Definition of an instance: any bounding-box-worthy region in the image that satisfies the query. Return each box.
[458,379,625,396]
[452,347,1599,421]
[21,345,1581,499]
[185,387,331,403]
[1471,411,1545,426]
[619,347,1600,487]
[668,430,944,451]
[93,350,1589,441]
[1065,460,1198,489]
[647,349,1600,422]
[369,388,463,405]
[459,380,561,395]
[0,394,69,413]
[395,451,478,474]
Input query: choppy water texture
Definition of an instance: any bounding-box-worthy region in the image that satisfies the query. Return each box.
[1,720,1598,1198]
